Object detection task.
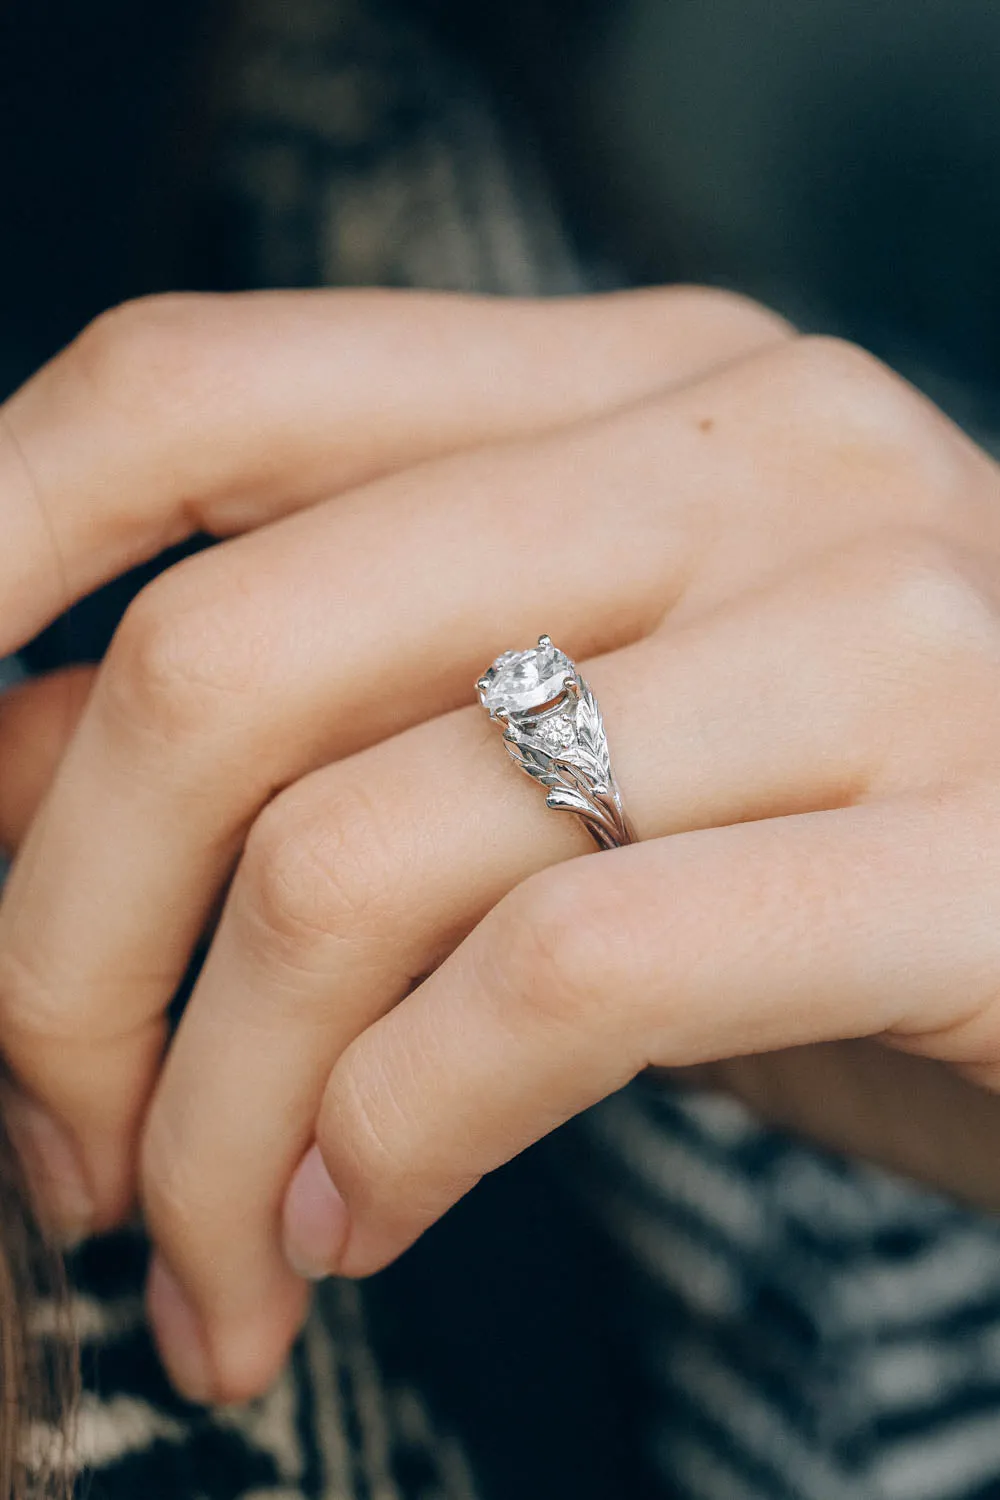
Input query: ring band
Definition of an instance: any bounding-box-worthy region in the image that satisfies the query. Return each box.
[477,636,636,851]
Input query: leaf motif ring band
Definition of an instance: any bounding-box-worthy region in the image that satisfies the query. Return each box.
[477,637,636,851]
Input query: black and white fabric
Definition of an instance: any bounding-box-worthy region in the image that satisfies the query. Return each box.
[569,1082,1000,1500]
[31,1229,476,1498]
[14,1,1000,1497]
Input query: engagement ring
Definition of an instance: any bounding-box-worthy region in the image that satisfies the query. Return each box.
[477,637,636,850]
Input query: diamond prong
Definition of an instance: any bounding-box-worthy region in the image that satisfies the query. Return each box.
[476,677,491,693]
[538,634,552,648]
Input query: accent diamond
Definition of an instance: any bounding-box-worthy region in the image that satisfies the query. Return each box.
[531,713,577,751]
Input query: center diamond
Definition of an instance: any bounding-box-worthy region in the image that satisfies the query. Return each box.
[481,644,573,715]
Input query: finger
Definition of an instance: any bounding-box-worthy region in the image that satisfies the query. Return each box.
[140,531,1000,1399]
[0,333,981,1230]
[0,668,95,853]
[0,286,788,654]
[309,778,1000,1281]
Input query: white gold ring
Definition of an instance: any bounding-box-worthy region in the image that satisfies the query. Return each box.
[477,637,636,851]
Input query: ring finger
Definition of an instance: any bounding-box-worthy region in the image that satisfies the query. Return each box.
[142,528,1000,1401]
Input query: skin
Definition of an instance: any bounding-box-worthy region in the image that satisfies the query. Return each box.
[3,286,1000,1401]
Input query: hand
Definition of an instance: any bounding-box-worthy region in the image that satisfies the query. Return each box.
[2,287,1000,1404]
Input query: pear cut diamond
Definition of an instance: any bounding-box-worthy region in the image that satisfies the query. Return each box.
[480,644,573,716]
[477,639,634,848]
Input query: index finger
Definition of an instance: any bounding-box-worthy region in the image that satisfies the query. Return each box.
[0,286,789,654]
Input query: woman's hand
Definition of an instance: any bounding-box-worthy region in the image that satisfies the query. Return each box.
[2,286,1000,1403]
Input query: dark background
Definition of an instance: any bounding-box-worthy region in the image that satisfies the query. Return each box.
[0,0,211,394]
[5,0,1000,427]
[0,0,600,396]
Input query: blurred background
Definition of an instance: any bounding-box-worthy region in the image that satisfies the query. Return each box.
[3,0,1000,441]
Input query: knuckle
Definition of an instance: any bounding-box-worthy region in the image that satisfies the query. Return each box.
[101,568,253,746]
[486,866,620,1035]
[238,781,388,958]
[783,333,908,411]
[779,339,953,468]
[767,335,977,521]
[787,332,890,390]
[792,336,927,445]
[668,284,795,344]
[851,528,1000,663]
[68,294,218,422]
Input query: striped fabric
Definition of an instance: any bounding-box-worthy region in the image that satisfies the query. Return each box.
[10,0,1000,1495]
[566,1082,1000,1500]
[34,1229,477,1497]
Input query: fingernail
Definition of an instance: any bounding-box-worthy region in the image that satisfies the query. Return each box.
[283,1144,348,1281]
[7,1096,95,1246]
[147,1255,216,1404]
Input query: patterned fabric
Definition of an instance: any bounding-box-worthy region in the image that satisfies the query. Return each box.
[32,1230,476,1498]
[12,0,1000,1497]
[567,1083,1000,1500]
